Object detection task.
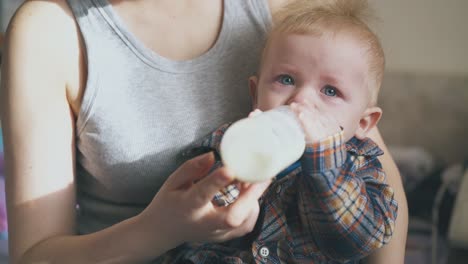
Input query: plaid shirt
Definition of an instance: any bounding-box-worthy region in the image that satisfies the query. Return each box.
[158,124,398,264]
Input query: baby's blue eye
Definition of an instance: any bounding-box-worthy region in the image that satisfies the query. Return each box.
[278,75,295,85]
[322,85,337,97]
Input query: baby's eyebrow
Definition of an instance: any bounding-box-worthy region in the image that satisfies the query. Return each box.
[321,75,341,86]
[272,63,299,73]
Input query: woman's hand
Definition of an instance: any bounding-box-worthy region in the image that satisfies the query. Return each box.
[139,152,271,249]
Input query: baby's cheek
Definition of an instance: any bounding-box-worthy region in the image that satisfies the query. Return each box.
[341,124,357,141]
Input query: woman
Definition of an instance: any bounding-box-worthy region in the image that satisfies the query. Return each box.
[0,0,407,263]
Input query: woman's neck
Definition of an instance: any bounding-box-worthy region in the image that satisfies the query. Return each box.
[109,0,224,60]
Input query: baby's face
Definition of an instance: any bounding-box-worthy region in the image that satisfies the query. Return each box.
[251,32,378,141]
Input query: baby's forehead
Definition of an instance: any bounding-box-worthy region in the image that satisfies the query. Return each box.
[266,31,372,69]
[267,29,370,57]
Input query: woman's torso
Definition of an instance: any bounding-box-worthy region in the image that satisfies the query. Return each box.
[65,0,272,234]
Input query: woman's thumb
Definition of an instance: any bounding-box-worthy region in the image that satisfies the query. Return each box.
[164,152,215,189]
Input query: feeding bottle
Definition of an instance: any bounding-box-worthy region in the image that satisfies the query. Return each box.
[220,106,306,182]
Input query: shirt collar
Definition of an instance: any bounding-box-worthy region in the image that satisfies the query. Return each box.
[345,137,384,157]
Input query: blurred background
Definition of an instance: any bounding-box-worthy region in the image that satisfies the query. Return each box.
[0,0,467,263]
[0,1,22,263]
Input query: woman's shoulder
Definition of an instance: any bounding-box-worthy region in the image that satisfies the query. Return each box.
[4,0,84,113]
[9,0,76,32]
[6,0,80,64]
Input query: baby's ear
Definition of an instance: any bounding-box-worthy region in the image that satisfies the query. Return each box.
[355,106,382,140]
[249,76,259,109]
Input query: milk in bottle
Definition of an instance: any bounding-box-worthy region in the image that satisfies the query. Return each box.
[220,106,306,182]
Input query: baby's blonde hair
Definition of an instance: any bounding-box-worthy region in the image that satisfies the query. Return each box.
[265,0,385,105]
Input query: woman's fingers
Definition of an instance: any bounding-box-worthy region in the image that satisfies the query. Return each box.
[222,180,270,228]
[191,167,236,208]
[153,149,269,243]
[215,203,260,241]
[144,153,267,245]
[193,178,268,234]
[164,152,216,189]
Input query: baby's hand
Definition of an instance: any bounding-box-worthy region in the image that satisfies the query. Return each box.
[290,102,341,144]
[248,109,263,118]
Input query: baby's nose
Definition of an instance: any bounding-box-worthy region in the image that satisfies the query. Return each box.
[288,88,318,106]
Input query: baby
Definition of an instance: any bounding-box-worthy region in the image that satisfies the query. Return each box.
[163,0,398,263]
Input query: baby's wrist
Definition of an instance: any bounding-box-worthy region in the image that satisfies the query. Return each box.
[301,130,346,172]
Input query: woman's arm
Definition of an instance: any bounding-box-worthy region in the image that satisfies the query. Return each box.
[0,1,165,262]
[364,127,408,264]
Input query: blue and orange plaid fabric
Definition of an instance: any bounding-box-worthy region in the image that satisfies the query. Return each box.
[158,124,398,263]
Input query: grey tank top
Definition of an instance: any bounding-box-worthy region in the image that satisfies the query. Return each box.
[66,0,272,234]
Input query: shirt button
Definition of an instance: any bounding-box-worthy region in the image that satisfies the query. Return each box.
[259,246,270,257]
